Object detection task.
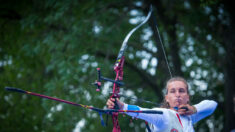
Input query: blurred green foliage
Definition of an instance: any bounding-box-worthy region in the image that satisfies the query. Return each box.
[0,0,227,131]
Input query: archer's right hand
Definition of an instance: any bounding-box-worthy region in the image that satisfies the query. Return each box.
[106,98,124,110]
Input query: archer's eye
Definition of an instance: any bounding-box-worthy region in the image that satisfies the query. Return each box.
[179,88,186,93]
[169,89,175,93]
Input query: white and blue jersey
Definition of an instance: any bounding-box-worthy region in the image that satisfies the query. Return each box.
[123,100,217,132]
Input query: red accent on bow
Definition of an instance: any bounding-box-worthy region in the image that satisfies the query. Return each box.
[110,56,125,132]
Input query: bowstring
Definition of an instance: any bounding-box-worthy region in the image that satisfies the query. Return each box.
[151,10,173,78]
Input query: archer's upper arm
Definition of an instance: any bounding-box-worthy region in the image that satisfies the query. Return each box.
[191,100,218,124]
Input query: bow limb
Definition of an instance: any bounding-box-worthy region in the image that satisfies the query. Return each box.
[115,5,153,65]
[111,6,153,132]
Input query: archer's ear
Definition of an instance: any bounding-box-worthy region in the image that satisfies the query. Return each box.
[187,94,190,103]
[165,95,169,102]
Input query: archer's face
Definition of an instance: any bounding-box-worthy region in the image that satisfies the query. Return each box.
[165,81,189,108]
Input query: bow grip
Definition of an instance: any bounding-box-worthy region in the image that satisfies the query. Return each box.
[114,98,120,110]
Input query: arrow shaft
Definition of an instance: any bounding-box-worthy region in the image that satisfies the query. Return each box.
[5,87,163,114]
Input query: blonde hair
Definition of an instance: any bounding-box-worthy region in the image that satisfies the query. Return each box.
[165,77,189,94]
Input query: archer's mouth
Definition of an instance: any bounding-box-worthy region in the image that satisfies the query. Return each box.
[175,99,182,104]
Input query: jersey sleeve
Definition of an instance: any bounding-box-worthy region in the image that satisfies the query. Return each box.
[191,100,218,124]
[122,103,168,130]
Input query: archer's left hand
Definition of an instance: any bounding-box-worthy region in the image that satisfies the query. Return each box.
[106,98,124,110]
[178,104,197,116]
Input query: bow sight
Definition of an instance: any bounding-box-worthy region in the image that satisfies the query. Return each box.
[93,68,125,92]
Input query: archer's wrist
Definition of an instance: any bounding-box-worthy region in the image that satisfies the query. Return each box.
[117,101,124,110]
[192,106,197,114]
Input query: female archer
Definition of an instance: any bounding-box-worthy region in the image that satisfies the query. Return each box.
[107,77,217,132]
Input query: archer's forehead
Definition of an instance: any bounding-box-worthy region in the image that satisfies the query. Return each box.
[167,81,187,89]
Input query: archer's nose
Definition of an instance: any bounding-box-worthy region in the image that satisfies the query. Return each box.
[175,91,180,97]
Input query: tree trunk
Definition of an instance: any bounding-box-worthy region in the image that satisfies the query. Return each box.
[223,0,235,131]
